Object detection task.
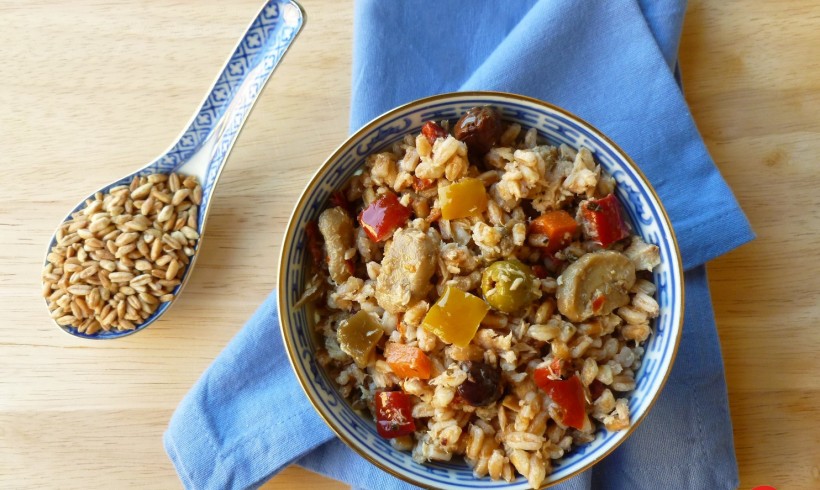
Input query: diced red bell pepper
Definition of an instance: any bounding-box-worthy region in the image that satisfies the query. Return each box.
[412,177,435,192]
[533,371,586,430]
[529,210,579,254]
[375,391,416,438]
[305,221,324,264]
[358,192,412,242]
[421,121,448,144]
[579,194,630,248]
[329,191,351,215]
[589,380,606,400]
[591,292,607,315]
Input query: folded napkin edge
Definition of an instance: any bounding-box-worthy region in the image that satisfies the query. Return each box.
[164,424,312,490]
[164,429,196,489]
[678,197,755,270]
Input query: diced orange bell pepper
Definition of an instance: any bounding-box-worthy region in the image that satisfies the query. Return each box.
[337,310,383,368]
[439,178,488,220]
[421,121,448,144]
[529,210,579,254]
[421,286,489,347]
[384,343,432,379]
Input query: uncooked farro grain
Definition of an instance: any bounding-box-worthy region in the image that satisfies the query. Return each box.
[43,173,201,333]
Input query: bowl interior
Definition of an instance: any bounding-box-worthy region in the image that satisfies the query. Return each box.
[279,92,683,489]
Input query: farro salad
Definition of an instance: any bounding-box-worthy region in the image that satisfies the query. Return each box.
[299,107,661,488]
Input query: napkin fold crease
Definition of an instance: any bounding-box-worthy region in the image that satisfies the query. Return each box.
[165,1,751,488]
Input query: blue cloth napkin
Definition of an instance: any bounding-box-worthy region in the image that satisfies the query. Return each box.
[165,1,754,488]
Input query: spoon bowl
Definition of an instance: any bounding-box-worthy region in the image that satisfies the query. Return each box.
[43,0,304,339]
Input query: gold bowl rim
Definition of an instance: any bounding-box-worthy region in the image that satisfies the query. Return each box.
[277,90,685,489]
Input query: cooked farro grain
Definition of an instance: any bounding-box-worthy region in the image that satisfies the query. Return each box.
[43,173,202,333]
[300,108,661,488]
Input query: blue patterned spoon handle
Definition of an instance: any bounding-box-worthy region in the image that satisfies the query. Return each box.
[44,0,304,341]
[152,0,304,212]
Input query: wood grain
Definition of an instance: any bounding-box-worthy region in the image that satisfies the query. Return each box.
[0,0,816,489]
[679,2,820,489]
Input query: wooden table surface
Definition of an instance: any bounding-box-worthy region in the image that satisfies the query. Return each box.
[1,1,817,488]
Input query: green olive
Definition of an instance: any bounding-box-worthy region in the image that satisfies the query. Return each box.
[481,260,537,313]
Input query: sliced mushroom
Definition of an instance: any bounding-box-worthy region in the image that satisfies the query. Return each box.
[556,250,636,322]
[375,228,437,314]
[317,207,355,285]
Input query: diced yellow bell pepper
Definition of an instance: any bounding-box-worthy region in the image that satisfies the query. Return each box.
[439,177,488,220]
[421,286,489,347]
[337,310,383,368]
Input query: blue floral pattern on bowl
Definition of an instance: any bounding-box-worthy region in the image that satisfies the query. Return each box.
[278,92,684,488]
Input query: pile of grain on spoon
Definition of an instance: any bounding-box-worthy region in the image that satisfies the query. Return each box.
[42,172,202,334]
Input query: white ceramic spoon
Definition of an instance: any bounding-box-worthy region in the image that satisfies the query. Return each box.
[43,0,304,339]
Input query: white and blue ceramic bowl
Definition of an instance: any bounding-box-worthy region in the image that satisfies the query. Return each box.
[278,92,684,489]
